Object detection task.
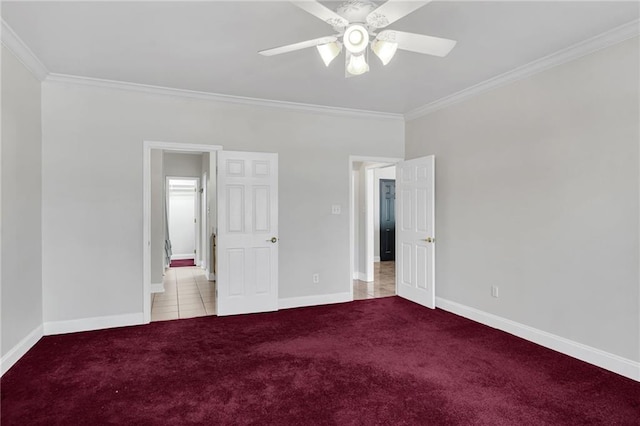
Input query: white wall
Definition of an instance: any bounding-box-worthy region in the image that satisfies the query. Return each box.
[164,152,202,178]
[41,82,404,323]
[351,168,359,279]
[406,37,639,362]
[354,163,368,280]
[1,46,43,359]
[373,166,396,260]
[150,149,164,284]
[200,153,209,268]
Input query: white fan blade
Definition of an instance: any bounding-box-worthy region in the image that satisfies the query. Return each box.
[366,0,432,29]
[377,30,456,57]
[291,1,349,29]
[259,36,338,56]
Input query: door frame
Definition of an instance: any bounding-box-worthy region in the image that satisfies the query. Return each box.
[348,156,402,301]
[200,171,208,270]
[165,176,200,262]
[143,141,222,324]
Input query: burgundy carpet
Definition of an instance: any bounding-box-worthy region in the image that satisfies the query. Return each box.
[2,297,638,425]
[170,258,195,267]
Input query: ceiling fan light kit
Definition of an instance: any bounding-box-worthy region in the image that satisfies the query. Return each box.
[317,41,342,66]
[371,39,398,66]
[346,51,370,76]
[259,0,457,77]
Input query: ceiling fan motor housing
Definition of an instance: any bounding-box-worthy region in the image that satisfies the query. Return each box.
[336,0,379,23]
[343,24,370,54]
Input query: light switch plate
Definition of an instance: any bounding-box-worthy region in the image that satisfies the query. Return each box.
[331,205,341,215]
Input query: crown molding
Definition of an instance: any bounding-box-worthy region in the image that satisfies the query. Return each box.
[405,19,640,121]
[45,73,404,121]
[1,19,49,81]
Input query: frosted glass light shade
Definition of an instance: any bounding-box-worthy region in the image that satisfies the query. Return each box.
[347,53,369,76]
[372,40,398,65]
[317,41,342,66]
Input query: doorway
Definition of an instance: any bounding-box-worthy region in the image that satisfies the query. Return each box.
[143,143,222,323]
[167,177,199,266]
[349,157,401,300]
[150,151,216,322]
[143,142,280,323]
[348,155,437,308]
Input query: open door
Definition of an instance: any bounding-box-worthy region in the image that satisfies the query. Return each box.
[396,156,435,308]
[217,151,278,316]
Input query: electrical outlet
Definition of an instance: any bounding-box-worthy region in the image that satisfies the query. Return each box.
[312,273,320,284]
[491,286,499,298]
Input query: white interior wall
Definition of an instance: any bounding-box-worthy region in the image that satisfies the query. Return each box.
[1,46,43,363]
[405,37,639,362]
[355,163,367,280]
[150,149,164,284]
[200,153,210,267]
[351,169,359,279]
[164,152,202,178]
[373,166,396,260]
[40,83,404,323]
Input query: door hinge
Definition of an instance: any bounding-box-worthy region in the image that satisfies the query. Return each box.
[194,218,197,223]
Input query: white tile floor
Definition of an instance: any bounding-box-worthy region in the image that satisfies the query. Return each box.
[353,261,396,300]
[151,266,216,322]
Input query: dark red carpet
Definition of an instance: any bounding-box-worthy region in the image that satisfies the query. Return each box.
[170,258,195,267]
[2,297,638,425]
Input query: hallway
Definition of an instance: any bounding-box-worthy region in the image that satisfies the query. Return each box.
[151,267,216,321]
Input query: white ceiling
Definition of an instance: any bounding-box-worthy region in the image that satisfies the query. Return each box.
[3,1,638,114]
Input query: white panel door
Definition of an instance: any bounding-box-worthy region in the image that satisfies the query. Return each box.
[217,151,278,316]
[396,156,435,308]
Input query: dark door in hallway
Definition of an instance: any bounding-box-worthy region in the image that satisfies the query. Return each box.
[380,179,396,261]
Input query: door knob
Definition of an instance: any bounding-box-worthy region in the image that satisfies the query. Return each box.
[422,237,434,243]
[268,237,278,243]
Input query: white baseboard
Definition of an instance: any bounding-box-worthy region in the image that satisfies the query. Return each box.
[357,272,372,282]
[279,292,352,310]
[374,256,381,262]
[0,324,44,377]
[171,254,194,260]
[43,313,144,336]
[435,297,640,381]
[352,272,358,280]
[208,272,216,281]
[150,282,164,293]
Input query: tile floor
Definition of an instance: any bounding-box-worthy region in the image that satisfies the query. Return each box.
[153,261,393,321]
[353,261,396,300]
[151,266,216,322]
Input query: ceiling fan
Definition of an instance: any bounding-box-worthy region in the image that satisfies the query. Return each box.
[259,0,457,77]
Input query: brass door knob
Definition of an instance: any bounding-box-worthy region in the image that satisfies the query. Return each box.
[268,237,278,243]
[422,237,434,243]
